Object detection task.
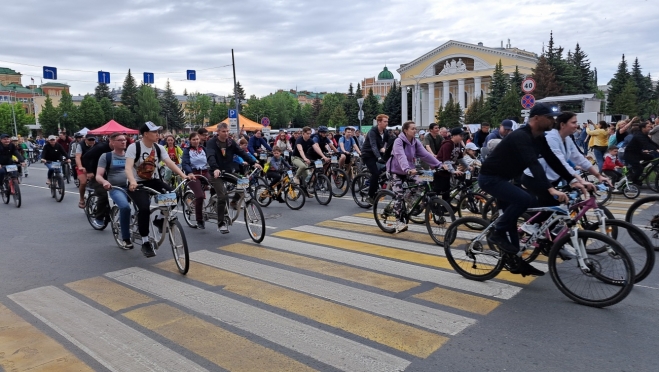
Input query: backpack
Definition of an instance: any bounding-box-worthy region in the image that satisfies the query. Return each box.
[103,152,112,180]
[133,141,162,180]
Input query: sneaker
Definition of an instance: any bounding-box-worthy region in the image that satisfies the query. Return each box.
[558,244,577,260]
[366,196,374,205]
[197,220,205,230]
[487,230,519,254]
[153,217,164,233]
[394,221,408,234]
[217,223,230,234]
[516,259,545,277]
[230,201,238,210]
[520,223,539,235]
[141,241,156,258]
[293,177,300,185]
[122,239,134,250]
[612,188,621,193]
[276,195,285,203]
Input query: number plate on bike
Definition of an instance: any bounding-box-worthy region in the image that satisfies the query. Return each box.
[287,170,294,178]
[237,178,249,189]
[260,153,267,160]
[331,156,338,164]
[352,151,359,157]
[314,160,323,168]
[51,162,61,170]
[284,151,290,157]
[5,165,17,172]
[416,170,434,183]
[156,192,177,206]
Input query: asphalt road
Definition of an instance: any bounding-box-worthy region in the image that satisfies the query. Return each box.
[1,163,658,372]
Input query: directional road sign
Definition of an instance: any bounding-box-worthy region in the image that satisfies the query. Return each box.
[261,117,270,127]
[521,94,536,109]
[98,71,110,84]
[521,77,536,94]
[43,66,57,80]
[143,72,154,84]
[358,110,364,121]
[186,70,196,81]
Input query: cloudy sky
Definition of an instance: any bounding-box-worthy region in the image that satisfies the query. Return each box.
[2,0,657,98]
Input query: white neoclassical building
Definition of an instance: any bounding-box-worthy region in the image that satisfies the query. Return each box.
[397,40,538,126]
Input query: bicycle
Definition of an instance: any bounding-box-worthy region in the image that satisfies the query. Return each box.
[45,161,66,202]
[593,167,640,203]
[351,168,389,208]
[84,185,109,230]
[255,169,306,210]
[444,199,635,307]
[373,169,455,245]
[109,181,190,274]
[301,159,333,205]
[62,161,72,184]
[446,172,490,220]
[324,153,349,197]
[1,164,21,208]
[626,195,659,251]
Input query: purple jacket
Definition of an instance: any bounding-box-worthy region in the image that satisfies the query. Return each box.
[387,133,441,175]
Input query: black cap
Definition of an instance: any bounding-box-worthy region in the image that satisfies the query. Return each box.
[85,134,97,140]
[0,134,10,139]
[74,133,84,138]
[450,127,463,136]
[530,102,562,118]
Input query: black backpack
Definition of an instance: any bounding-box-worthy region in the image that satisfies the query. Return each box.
[383,138,407,164]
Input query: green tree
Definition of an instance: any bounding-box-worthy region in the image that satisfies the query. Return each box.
[571,43,595,94]
[209,100,229,125]
[355,83,363,99]
[38,95,60,135]
[292,103,312,128]
[607,54,631,113]
[316,93,345,127]
[121,69,139,114]
[489,60,509,114]
[262,91,298,128]
[113,106,134,128]
[383,82,401,126]
[493,88,522,124]
[94,83,113,101]
[328,105,348,127]
[185,93,212,127]
[58,90,78,132]
[343,83,360,127]
[510,66,524,97]
[0,103,30,136]
[464,95,490,124]
[611,80,638,117]
[78,95,105,129]
[630,58,653,116]
[159,80,185,130]
[531,56,561,99]
[311,96,323,126]
[99,97,114,123]
[135,85,162,125]
[362,88,380,126]
[436,98,462,128]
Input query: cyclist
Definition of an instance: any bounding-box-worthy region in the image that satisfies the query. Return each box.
[338,126,361,170]
[125,122,193,258]
[265,146,291,203]
[362,114,390,205]
[181,132,211,229]
[206,123,261,233]
[307,126,338,171]
[82,136,113,223]
[0,134,26,185]
[75,134,97,209]
[56,131,72,158]
[41,135,69,185]
[247,129,272,157]
[478,103,575,277]
[291,127,314,186]
[435,127,465,202]
[69,133,84,171]
[624,121,658,186]
[95,132,132,249]
[163,134,183,184]
[386,121,441,233]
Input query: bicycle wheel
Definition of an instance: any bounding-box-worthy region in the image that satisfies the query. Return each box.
[373,189,397,233]
[64,164,71,184]
[284,183,305,210]
[443,217,504,281]
[181,191,197,228]
[55,176,65,202]
[626,195,659,251]
[426,196,456,246]
[50,177,56,198]
[85,195,108,230]
[408,203,427,224]
[168,219,190,275]
[244,200,266,243]
[313,174,332,205]
[329,168,349,197]
[351,173,372,208]
[548,230,634,307]
[647,165,659,192]
[110,206,125,249]
[584,173,611,206]
[457,193,489,220]
[254,185,273,207]
[623,184,640,199]
[1,181,9,204]
[481,197,498,221]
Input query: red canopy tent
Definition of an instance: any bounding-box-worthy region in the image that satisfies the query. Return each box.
[88,120,139,135]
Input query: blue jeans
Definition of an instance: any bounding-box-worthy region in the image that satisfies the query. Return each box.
[45,162,55,179]
[109,188,132,240]
[478,174,534,250]
[592,146,606,172]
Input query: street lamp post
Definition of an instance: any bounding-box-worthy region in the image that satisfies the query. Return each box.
[357,97,364,131]
[9,91,18,137]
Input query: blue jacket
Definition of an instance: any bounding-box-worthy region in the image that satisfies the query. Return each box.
[248,136,272,156]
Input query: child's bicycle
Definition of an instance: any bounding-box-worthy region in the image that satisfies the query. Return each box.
[254,169,306,210]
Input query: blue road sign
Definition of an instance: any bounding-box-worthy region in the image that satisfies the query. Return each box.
[186,70,196,81]
[43,66,57,80]
[98,71,110,84]
[143,72,154,84]
[228,109,237,119]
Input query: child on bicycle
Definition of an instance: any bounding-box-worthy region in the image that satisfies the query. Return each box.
[602,146,623,187]
[266,146,291,202]
[233,139,258,174]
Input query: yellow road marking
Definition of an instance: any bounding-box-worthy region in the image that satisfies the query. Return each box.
[0,303,93,371]
[220,243,419,293]
[156,262,448,357]
[354,212,374,218]
[66,277,153,311]
[273,230,535,285]
[413,288,500,315]
[124,303,316,372]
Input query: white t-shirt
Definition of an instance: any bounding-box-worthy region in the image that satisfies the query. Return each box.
[125,141,167,182]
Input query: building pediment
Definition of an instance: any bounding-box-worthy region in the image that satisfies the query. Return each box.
[418,54,492,78]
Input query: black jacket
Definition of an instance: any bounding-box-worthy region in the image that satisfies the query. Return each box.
[362,126,389,160]
[82,142,112,175]
[624,131,659,162]
[206,136,254,173]
[41,143,68,162]
[0,143,24,165]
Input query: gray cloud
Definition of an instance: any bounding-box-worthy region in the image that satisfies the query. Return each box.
[1,0,658,97]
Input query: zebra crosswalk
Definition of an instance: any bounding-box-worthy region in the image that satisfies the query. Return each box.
[2,207,594,371]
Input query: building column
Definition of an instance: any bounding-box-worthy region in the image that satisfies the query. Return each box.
[474,76,482,100]
[414,82,422,125]
[442,81,450,106]
[401,85,408,124]
[427,82,435,125]
[457,79,465,109]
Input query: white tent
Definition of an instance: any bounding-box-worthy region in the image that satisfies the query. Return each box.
[75,127,90,136]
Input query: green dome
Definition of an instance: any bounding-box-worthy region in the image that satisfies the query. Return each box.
[377,66,394,80]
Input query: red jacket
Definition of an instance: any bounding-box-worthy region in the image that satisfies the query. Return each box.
[602,155,622,171]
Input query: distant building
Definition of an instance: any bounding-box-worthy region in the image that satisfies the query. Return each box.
[278,89,326,105]
[0,67,70,116]
[361,66,398,103]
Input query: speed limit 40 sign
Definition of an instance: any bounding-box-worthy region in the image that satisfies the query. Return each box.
[521,77,536,94]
